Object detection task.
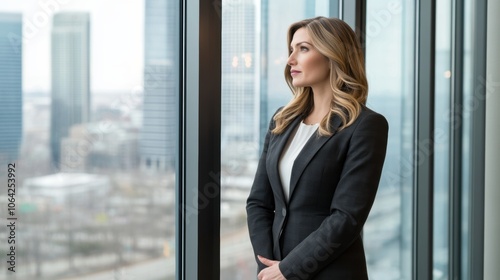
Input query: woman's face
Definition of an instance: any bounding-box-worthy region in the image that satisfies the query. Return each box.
[287,27,330,91]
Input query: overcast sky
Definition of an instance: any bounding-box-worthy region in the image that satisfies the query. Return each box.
[1,0,144,93]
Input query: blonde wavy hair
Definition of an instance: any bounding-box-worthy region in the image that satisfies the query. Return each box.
[272,17,368,136]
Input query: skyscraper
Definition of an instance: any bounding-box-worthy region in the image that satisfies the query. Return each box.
[0,13,22,162]
[140,0,179,171]
[221,0,258,145]
[50,12,90,168]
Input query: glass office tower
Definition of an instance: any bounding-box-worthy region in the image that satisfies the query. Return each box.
[140,0,179,172]
[50,12,90,169]
[0,13,22,163]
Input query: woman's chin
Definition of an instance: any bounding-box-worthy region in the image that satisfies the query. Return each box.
[292,81,305,88]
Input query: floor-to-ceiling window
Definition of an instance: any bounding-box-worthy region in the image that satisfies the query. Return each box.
[2,0,488,279]
[205,0,487,279]
[0,1,178,279]
[364,1,414,279]
[219,1,416,279]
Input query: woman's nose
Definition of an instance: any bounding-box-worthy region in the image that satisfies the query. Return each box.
[287,53,296,66]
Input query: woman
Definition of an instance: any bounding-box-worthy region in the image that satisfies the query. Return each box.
[246,17,388,280]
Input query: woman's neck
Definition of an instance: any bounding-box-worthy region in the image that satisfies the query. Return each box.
[304,89,332,125]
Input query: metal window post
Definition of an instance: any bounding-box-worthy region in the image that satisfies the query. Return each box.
[413,1,436,279]
[178,1,221,279]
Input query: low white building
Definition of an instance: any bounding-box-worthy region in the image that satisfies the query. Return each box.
[22,173,110,209]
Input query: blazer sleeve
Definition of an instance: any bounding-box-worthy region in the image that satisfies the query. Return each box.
[246,111,279,272]
[279,111,389,279]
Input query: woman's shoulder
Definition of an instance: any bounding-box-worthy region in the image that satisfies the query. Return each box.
[271,105,287,121]
[265,106,286,130]
[359,105,387,121]
[351,105,389,132]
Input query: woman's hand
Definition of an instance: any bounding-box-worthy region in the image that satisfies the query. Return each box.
[257,255,286,280]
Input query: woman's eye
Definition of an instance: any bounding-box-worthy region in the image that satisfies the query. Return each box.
[300,46,308,51]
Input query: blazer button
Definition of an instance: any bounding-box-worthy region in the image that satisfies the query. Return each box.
[282,208,287,216]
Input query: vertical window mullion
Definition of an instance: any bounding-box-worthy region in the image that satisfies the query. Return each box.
[197,0,222,278]
[449,0,464,278]
[179,0,199,279]
[468,0,487,278]
[339,0,366,54]
[179,1,221,279]
[413,1,435,279]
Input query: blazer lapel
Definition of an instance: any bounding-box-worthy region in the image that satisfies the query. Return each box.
[267,117,302,204]
[288,115,343,200]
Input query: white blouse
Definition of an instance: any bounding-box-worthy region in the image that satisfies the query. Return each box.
[279,121,319,202]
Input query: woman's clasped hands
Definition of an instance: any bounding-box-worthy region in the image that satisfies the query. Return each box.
[257,255,286,280]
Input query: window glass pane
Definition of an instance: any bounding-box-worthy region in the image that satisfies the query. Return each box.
[364,1,414,279]
[0,1,178,279]
[220,0,336,279]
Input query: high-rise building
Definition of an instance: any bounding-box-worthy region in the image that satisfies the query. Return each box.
[221,0,258,146]
[0,13,22,162]
[140,0,179,171]
[50,12,90,168]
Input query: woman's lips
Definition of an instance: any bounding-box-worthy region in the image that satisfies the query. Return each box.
[291,70,301,76]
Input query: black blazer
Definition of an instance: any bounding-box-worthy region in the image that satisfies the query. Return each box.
[246,106,388,280]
